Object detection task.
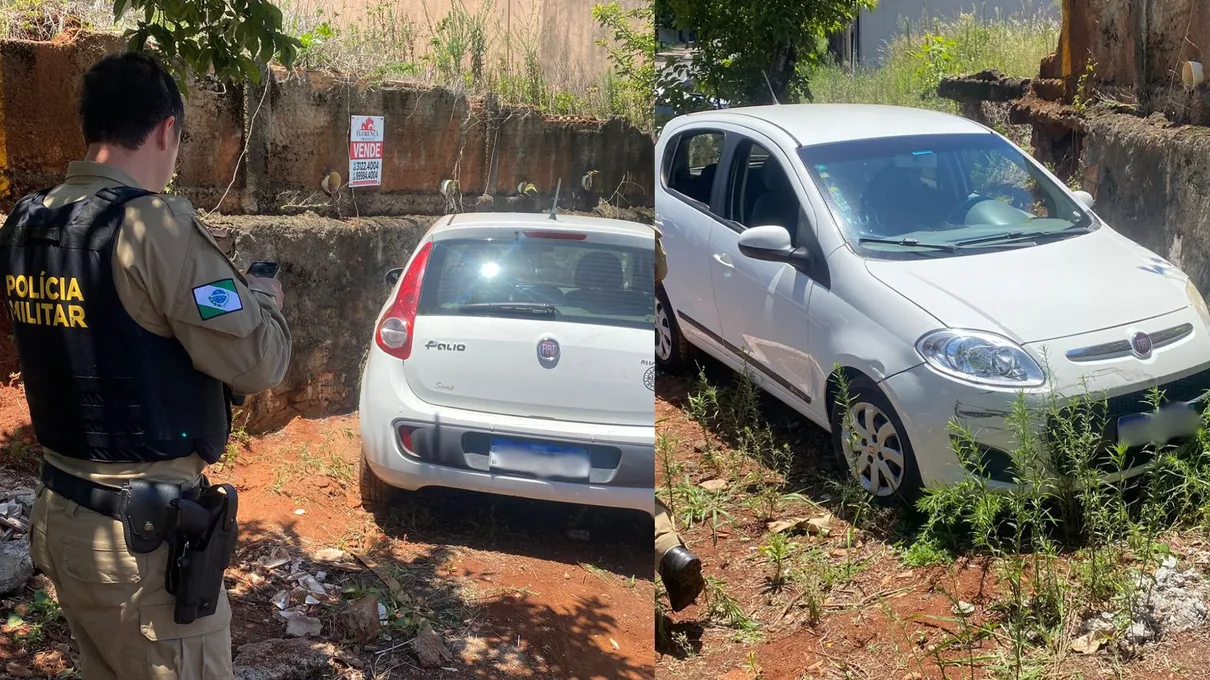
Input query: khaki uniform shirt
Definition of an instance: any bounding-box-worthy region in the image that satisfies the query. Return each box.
[34,162,292,486]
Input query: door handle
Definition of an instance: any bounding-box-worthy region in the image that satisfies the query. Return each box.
[712,253,735,269]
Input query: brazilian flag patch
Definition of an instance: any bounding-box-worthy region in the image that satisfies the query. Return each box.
[193,279,243,320]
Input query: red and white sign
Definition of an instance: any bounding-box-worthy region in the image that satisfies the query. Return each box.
[349,115,384,188]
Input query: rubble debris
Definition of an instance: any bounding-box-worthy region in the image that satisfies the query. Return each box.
[767,514,833,536]
[281,609,323,638]
[258,547,292,570]
[233,638,338,680]
[412,622,454,668]
[0,492,34,596]
[298,574,327,596]
[342,596,381,644]
[1080,556,1210,653]
[313,548,348,564]
[699,479,728,492]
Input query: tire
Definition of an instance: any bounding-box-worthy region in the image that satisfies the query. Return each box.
[655,286,691,372]
[829,375,922,503]
[358,454,397,509]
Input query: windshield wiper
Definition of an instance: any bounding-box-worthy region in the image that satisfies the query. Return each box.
[955,223,1093,247]
[456,302,557,317]
[857,237,963,252]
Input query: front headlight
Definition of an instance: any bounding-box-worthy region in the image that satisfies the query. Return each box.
[916,329,1046,388]
[1186,279,1210,330]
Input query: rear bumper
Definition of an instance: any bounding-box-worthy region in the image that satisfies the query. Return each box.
[359,346,655,514]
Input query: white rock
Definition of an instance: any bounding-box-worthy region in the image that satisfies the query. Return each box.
[313,548,347,563]
[285,614,323,638]
[0,538,34,595]
[299,574,326,596]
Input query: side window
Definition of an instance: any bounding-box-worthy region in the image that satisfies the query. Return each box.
[725,140,802,244]
[666,130,725,206]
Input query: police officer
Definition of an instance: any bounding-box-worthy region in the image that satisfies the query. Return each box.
[652,223,705,612]
[1,52,291,679]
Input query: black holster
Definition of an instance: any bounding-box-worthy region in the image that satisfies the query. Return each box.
[165,484,240,625]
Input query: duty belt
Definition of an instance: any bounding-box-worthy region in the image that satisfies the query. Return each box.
[40,461,204,521]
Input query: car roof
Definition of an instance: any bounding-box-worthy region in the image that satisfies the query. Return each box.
[434,212,654,238]
[677,103,992,147]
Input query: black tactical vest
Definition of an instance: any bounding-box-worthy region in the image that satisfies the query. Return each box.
[0,186,230,464]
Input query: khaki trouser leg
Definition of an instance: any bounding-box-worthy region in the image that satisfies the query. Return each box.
[654,496,684,573]
[28,484,234,680]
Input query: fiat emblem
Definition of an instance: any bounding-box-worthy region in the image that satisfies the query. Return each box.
[537,337,560,367]
[1131,331,1153,359]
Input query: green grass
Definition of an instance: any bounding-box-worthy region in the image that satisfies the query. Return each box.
[809,10,1060,114]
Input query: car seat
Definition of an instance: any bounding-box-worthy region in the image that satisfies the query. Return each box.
[749,159,798,233]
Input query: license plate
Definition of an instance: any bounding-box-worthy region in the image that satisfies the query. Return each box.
[1117,400,1203,448]
[488,437,591,480]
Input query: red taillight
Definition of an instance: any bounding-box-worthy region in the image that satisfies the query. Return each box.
[397,425,415,453]
[375,242,434,360]
[523,230,587,240]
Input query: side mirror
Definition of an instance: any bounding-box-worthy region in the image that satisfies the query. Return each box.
[737,225,810,268]
[1073,190,1095,210]
[385,268,404,287]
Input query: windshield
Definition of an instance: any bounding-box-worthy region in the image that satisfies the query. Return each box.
[417,237,654,330]
[799,133,1094,259]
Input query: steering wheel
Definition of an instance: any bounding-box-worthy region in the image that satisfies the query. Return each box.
[945,194,991,226]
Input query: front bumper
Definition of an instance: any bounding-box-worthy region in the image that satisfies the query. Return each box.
[359,348,655,514]
[882,315,1210,491]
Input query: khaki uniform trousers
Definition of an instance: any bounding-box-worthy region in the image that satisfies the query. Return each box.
[654,496,684,572]
[29,484,233,680]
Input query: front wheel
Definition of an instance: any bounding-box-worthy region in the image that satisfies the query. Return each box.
[655,286,691,372]
[829,376,922,502]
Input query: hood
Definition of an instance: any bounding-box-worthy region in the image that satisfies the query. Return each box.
[864,228,1189,343]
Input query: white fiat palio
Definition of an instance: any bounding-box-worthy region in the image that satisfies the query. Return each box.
[654,103,1210,498]
[358,211,656,513]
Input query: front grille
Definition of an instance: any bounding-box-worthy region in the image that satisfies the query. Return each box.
[1044,366,1210,476]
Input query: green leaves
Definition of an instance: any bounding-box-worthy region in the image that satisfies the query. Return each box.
[664,0,877,106]
[115,0,303,86]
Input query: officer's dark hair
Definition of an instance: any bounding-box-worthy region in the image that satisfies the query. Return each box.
[79,52,185,150]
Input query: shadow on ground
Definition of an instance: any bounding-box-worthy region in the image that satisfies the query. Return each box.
[366,487,654,580]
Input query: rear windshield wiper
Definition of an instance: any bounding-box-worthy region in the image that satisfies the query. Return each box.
[955,223,1094,247]
[456,302,557,317]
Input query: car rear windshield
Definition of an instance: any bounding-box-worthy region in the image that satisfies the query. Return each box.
[417,237,655,330]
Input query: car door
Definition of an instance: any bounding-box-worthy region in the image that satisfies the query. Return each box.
[657,127,728,345]
[709,132,829,412]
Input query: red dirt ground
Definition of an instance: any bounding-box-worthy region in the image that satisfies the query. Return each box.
[654,370,1210,680]
[0,383,654,679]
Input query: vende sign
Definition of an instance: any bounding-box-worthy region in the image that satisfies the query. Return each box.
[349,141,383,159]
[349,115,384,188]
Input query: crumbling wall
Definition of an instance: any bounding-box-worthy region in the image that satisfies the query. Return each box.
[1082,113,1210,294]
[207,214,432,432]
[1053,0,1210,124]
[0,32,654,216]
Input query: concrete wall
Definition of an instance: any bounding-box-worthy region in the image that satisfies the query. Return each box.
[0,32,654,216]
[857,0,1058,64]
[1049,0,1210,124]
[1082,113,1210,296]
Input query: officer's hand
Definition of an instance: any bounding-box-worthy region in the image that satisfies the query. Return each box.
[247,276,284,310]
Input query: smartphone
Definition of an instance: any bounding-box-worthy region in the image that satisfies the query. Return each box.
[247,261,280,279]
